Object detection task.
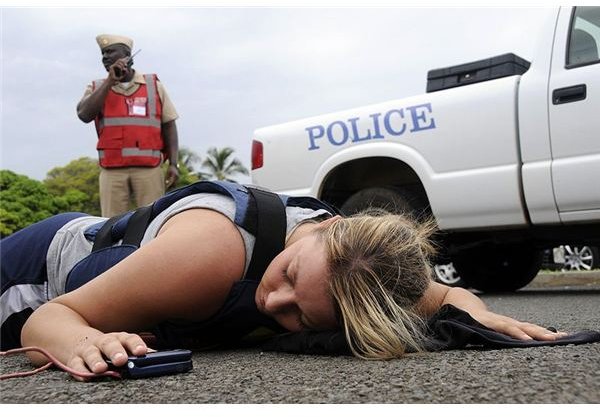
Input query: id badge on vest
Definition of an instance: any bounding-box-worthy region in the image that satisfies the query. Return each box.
[126,97,147,116]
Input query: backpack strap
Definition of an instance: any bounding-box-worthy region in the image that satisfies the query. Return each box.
[244,187,287,281]
[121,205,154,246]
[90,205,154,252]
[91,212,128,252]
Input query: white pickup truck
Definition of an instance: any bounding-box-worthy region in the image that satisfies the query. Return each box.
[251,6,600,292]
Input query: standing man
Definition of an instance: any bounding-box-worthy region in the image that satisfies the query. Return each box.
[77,34,179,217]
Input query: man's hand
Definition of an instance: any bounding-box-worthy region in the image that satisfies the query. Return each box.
[108,57,130,84]
[165,164,179,189]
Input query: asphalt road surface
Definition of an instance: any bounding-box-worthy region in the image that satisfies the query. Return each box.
[1,274,599,404]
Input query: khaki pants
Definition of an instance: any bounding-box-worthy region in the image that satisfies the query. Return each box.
[99,166,165,217]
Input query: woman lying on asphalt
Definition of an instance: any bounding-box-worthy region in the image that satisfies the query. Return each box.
[1,181,566,380]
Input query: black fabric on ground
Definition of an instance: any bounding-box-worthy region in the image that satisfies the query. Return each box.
[261,304,600,355]
[423,304,600,351]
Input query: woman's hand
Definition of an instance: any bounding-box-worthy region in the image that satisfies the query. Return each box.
[469,310,568,341]
[419,284,569,341]
[68,332,147,381]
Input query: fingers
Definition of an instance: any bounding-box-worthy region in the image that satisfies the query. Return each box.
[165,169,179,189]
[496,316,569,341]
[109,58,129,81]
[74,332,148,375]
[512,322,569,341]
[501,321,546,341]
[474,311,569,341]
[117,332,148,358]
[67,356,94,382]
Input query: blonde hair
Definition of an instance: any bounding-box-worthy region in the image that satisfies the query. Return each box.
[318,209,437,359]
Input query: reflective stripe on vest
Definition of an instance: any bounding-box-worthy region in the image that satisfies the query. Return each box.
[98,117,161,129]
[98,148,162,159]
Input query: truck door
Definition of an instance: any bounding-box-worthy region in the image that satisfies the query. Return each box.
[548,6,600,223]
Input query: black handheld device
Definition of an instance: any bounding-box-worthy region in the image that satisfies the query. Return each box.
[107,349,193,379]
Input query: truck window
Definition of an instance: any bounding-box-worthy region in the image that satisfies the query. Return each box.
[567,6,600,67]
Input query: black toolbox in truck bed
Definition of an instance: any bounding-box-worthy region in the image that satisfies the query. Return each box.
[426,53,531,93]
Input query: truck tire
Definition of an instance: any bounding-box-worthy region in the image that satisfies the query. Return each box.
[341,187,467,287]
[340,187,426,218]
[452,243,543,292]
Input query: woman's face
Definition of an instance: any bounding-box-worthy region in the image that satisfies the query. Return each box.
[255,233,338,332]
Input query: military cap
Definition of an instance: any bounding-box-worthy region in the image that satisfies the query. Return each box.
[96,34,133,50]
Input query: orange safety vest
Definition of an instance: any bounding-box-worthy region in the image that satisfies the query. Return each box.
[93,74,164,168]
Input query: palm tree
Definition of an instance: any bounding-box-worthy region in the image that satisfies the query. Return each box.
[201,147,249,182]
[178,147,203,175]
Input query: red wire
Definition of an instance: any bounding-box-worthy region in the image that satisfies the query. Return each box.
[0,362,53,379]
[0,346,122,381]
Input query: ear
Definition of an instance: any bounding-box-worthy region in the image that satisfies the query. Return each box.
[315,215,342,229]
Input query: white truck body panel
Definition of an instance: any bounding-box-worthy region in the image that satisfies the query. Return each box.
[548,7,600,219]
[252,6,600,233]
[254,76,528,230]
[518,8,561,225]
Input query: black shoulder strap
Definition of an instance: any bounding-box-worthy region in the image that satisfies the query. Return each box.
[121,205,154,246]
[244,187,287,281]
[91,212,128,252]
[91,205,153,252]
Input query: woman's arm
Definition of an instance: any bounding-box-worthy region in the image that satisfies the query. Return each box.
[417,281,567,341]
[21,209,245,379]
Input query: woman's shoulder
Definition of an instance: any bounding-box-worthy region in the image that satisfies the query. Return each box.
[144,193,237,242]
[158,206,238,237]
[156,207,245,265]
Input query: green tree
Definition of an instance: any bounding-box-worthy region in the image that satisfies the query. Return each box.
[201,147,249,182]
[44,157,101,215]
[0,170,60,237]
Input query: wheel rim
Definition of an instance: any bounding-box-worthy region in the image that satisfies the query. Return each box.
[562,245,594,271]
[434,263,462,285]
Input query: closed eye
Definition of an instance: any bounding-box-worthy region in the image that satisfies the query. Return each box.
[281,269,309,330]
[282,268,295,285]
[296,316,309,331]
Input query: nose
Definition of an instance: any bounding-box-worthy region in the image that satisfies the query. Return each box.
[263,287,295,314]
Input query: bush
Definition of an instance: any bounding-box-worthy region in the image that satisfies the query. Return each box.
[0,170,61,237]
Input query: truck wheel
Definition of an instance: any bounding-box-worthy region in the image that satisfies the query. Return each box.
[340,187,426,218]
[433,262,467,287]
[452,244,543,292]
[341,187,469,287]
[341,187,467,287]
[561,245,599,271]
